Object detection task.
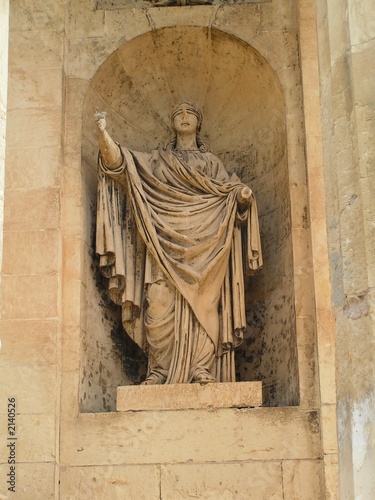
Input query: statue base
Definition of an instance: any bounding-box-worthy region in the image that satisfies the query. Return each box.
[117,381,262,411]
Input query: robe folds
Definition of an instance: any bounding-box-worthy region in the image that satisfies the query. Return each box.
[96,146,262,383]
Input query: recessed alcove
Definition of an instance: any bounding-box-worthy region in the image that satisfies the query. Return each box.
[80,26,298,411]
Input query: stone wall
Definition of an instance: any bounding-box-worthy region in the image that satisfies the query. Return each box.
[315,0,375,497]
[5,0,375,497]
[0,0,9,280]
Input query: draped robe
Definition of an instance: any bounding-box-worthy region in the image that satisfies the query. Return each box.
[96,146,262,383]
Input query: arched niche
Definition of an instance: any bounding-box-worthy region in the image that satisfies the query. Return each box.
[80,26,298,411]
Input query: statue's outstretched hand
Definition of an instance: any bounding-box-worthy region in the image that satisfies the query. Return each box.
[237,186,252,206]
[95,111,107,133]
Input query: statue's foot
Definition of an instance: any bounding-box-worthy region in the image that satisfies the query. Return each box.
[141,372,166,385]
[193,370,216,385]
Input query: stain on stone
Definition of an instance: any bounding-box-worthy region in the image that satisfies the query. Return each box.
[343,293,369,319]
[308,410,320,434]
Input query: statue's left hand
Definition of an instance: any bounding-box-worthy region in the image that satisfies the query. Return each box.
[237,186,252,206]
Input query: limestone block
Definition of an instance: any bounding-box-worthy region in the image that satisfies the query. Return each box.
[62,279,85,326]
[0,413,55,463]
[0,319,58,367]
[63,155,83,201]
[248,31,288,74]
[1,274,58,320]
[295,316,319,408]
[10,0,64,32]
[213,4,261,45]
[66,0,105,39]
[2,230,59,275]
[351,44,375,107]
[61,327,82,372]
[304,134,323,179]
[6,109,62,149]
[117,382,262,411]
[67,37,125,81]
[104,8,153,43]
[316,308,337,405]
[8,68,63,111]
[282,459,324,500]
[291,228,313,275]
[62,237,83,281]
[323,454,339,500]
[356,106,375,177]
[289,184,309,230]
[60,409,321,466]
[314,267,334,310]
[294,273,316,317]
[61,195,83,238]
[5,147,61,189]
[60,465,160,500]
[0,365,57,414]
[348,0,375,46]
[259,1,297,33]
[0,463,55,499]
[64,78,90,157]
[3,188,59,231]
[161,461,283,499]
[321,404,338,455]
[8,30,63,70]
[149,5,214,30]
[60,371,81,419]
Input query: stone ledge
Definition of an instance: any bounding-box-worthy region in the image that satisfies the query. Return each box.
[117,381,262,411]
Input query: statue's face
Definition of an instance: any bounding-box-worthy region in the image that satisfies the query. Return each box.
[173,104,199,134]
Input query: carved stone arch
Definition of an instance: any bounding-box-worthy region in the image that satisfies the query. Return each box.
[80,26,298,411]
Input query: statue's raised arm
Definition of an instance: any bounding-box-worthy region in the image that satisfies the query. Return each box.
[95,111,123,169]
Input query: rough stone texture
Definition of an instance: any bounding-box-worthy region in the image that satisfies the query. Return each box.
[117,382,262,411]
[314,0,375,497]
[3,0,373,497]
[60,465,160,500]
[282,459,325,500]
[0,0,8,284]
[0,463,56,499]
[160,462,283,499]
[60,408,321,466]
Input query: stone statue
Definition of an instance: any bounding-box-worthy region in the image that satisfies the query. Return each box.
[95,100,262,385]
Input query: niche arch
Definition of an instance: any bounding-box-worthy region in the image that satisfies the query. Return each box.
[80,26,298,411]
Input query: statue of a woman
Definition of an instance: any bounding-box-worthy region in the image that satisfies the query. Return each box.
[95,100,262,385]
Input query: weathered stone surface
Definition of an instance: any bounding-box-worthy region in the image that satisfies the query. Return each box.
[161,461,283,499]
[8,68,63,111]
[6,109,62,149]
[60,465,160,500]
[1,274,58,320]
[2,230,59,275]
[10,0,64,32]
[282,459,324,500]
[0,413,55,463]
[8,30,63,70]
[0,319,58,367]
[0,463,55,499]
[117,382,262,411]
[0,365,57,414]
[6,0,373,497]
[60,409,321,466]
[3,188,59,231]
[5,147,61,189]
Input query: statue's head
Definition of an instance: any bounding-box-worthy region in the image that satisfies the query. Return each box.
[171,100,203,132]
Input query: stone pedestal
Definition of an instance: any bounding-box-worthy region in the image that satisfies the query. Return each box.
[117,381,262,411]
